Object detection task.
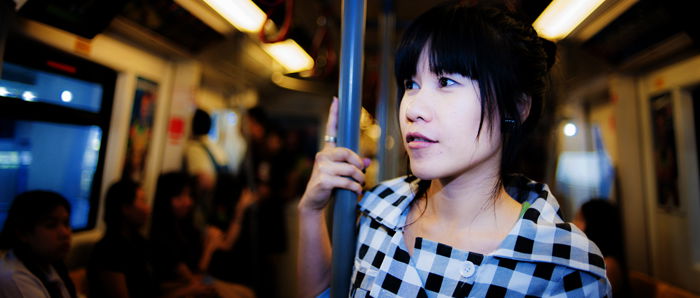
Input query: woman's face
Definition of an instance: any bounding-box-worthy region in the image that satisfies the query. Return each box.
[124,188,151,228]
[399,48,502,181]
[20,206,72,262]
[171,188,193,219]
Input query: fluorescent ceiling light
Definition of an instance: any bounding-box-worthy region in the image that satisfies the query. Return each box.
[202,0,266,33]
[263,39,315,73]
[534,0,606,41]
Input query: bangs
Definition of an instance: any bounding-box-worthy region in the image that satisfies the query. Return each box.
[395,6,485,88]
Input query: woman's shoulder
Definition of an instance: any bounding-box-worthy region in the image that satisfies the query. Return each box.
[0,250,48,297]
[358,176,419,229]
[492,206,607,281]
[0,250,32,275]
[361,176,419,204]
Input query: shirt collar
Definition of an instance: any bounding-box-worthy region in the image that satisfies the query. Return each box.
[358,175,607,279]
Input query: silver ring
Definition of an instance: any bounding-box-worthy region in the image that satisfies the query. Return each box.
[324,135,337,143]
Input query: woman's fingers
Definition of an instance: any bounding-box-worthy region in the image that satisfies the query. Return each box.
[323,97,339,150]
[323,147,365,170]
[318,161,365,187]
[299,97,372,211]
[322,176,364,196]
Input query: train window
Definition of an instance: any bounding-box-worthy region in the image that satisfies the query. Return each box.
[0,36,116,231]
[0,62,103,113]
[0,121,102,229]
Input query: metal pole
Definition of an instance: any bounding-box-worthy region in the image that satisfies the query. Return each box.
[376,0,398,181]
[331,0,365,296]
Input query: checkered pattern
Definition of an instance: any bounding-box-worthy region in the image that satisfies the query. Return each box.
[344,175,611,297]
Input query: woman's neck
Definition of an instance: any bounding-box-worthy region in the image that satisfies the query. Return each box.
[423,172,504,229]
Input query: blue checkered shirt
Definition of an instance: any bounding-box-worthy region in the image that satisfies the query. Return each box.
[321,175,611,297]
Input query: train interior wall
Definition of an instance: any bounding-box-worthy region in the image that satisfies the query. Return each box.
[2,2,700,296]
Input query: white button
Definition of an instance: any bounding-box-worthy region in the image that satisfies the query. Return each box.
[460,261,476,278]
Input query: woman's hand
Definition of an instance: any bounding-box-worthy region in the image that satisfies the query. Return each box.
[298,97,369,214]
[235,189,257,216]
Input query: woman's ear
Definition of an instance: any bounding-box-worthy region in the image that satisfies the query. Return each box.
[518,94,532,123]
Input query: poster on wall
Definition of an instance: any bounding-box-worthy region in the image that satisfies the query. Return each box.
[123,77,158,181]
[649,93,680,210]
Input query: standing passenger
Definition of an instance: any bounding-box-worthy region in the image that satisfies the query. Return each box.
[185,108,230,230]
[298,1,611,296]
[0,191,76,298]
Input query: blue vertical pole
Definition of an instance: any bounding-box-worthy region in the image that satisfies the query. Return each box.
[332,0,365,296]
[376,0,397,181]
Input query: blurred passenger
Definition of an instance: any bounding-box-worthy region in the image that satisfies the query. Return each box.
[150,173,206,283]
[204,174,258,296]
[151,173,262,297]
[574,199,630,297]
[0,191,76,298]
[87,179,158,298]
[243,108,288,297]
[185,108,230,229]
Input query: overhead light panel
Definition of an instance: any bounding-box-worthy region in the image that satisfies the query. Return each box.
[201,0,266,33]
[263,39,315,73]
[534,0,606,41]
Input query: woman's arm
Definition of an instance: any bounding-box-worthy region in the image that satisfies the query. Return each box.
[297,204,333,297]
[198,189,257,272]
[220,189,257,251]
[297,97,367,297]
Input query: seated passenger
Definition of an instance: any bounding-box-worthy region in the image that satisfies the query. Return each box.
[574,198,630,297]
[89,179,216,298]
[87,179,159,298]
[149,173,217,295]
[0,191,76,298]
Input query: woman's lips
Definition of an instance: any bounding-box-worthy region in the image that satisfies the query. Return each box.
[406,132,437,149]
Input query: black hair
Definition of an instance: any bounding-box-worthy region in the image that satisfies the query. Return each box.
[192,108,212,136]
[395,1,554,193]
[103,179,140,231]
[0,191,76,298]
[150,172,195,237]
[0,191,71,250]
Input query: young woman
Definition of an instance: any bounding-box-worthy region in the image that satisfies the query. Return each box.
[298,1,611,297]
[0,191,76,298]
[88,179,160,298]
[150,173,204,283]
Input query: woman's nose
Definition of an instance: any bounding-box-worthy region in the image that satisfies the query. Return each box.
[404,92,433,123]
[59,224,71,238]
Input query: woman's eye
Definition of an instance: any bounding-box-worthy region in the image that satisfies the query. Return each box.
[438,77,457,87]
[404,80,418,90]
